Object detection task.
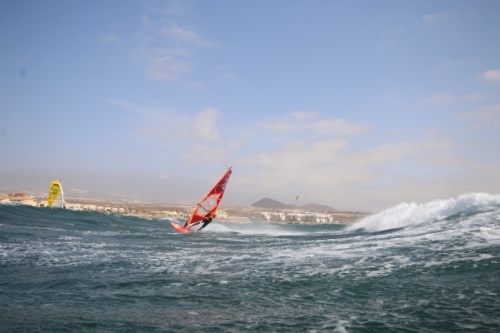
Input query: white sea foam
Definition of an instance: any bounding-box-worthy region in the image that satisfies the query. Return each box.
[348,192,500,232]
[208,222,307,236]
[220,193,500,280]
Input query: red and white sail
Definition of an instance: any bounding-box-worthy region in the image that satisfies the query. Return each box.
[184,167,233,229]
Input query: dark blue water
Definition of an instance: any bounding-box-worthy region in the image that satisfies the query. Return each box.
[1,193,499,332]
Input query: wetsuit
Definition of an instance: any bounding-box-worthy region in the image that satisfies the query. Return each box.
[197,217,213,231]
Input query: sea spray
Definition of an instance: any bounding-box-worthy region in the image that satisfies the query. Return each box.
[348,192,500,232]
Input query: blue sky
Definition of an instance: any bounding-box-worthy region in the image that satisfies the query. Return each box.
[1,0,499,211]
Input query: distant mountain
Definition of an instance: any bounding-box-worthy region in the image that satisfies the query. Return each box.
[251,198,292,210]
[251,198,336,212]
[301,203,337,213]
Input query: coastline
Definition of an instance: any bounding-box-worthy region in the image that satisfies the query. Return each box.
[0,193,369,225]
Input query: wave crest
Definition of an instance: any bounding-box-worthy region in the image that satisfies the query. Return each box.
[348,192,500,232]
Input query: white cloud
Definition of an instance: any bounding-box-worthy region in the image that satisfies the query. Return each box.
[236,113,461,211]
[105,100,499,211]
[459,103,500,123]
[189,107,221,142]
[422,12,450,24]
[162,26,214,47]
[375,26,404,50]
[420,94,455,107]
[247,127,422,177]
[237,139,349,193]
[214,65,238,81]
[361,139,452,166]
[181,144,229,164]
[101,33,119,45]
[139,47,194,81]
[261,111,367,136]
[134,5,216,82]
[463,93,489,102]
[436,59,474,72]
[108,100,223,145]
[420,93,489,108]
[483,69,500,83]
[162,1,189,16]
[138,125,172,141]
[107,99,180,142]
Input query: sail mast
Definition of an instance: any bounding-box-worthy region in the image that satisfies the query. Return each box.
[60,182,65,208]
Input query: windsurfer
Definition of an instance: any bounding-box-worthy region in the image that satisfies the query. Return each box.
[172,167,232,233]
[198,214,216,231]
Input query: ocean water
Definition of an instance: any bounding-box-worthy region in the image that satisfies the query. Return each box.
[1,193,499,333]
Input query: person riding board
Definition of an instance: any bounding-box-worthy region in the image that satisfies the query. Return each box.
[197,214,216,231]
[183,210,216,231]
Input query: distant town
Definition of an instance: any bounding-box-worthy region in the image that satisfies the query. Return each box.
[0,192,369,225]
